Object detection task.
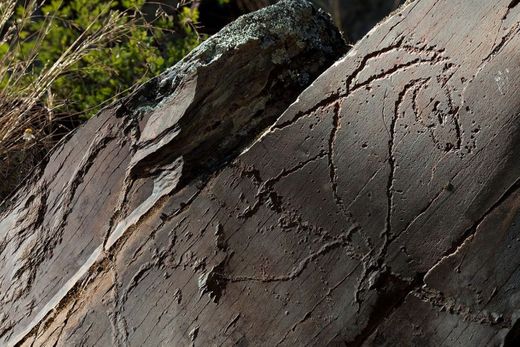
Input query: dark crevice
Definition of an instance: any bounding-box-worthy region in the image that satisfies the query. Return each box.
[270,92,341,131]
[221,235,347,283]
[328,102,344,214]
[481,23,519,66]
[412,286,512,330]
[504,317,520,347]
[240,151,327,219]
[509,0,520,8]
[426,177,520,276]
[346,272,422,347]
[344,36,406,90]
[350,55,445,93]
[353,78,427,308]
[503,0,520,20]
[385,79,426,243]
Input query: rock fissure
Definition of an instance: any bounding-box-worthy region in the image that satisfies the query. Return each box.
[424,178,520,281]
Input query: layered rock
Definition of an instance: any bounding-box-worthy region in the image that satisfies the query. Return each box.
[1,0,520,346]
[0,1,346,345]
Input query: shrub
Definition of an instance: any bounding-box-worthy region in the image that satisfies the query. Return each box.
[8,0,200,118]
[0,0,202,201]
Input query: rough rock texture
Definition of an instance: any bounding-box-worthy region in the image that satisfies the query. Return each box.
[1,0,520,346]
[0,1,346,345]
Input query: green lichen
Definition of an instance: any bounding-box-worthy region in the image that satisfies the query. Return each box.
[129,0,345,116]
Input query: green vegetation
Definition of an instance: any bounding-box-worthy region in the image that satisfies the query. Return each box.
[6,0,200,118]
[0,0,202,158]
[0,0,203,202]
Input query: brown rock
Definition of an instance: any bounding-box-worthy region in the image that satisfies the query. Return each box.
[0,1,346,346]
[1,0,520,346]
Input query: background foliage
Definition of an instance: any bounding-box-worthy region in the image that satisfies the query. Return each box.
[0,0,201,202]
[5,0,201,119]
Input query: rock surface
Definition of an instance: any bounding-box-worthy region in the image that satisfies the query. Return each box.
[0,1,346,345]
[1,0,520,346]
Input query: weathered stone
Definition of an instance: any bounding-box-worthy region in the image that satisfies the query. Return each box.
[0,1,345,345]
[2,0,520,346]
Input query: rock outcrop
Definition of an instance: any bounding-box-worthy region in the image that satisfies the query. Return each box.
[1,0,520,346]
[0,1,346,345]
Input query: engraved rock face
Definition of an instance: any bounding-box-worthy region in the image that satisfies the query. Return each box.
[1,0,520,346]
[0,1,346,345]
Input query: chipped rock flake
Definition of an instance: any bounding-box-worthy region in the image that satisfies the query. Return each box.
[189,326,199,342]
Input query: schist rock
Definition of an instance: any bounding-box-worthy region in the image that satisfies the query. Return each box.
[0,1,346,345]
[1,0,520,346]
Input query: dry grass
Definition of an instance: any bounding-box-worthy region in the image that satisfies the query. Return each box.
[0,0,136,158]
[0,0,203,204]
[0,0,157,203]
